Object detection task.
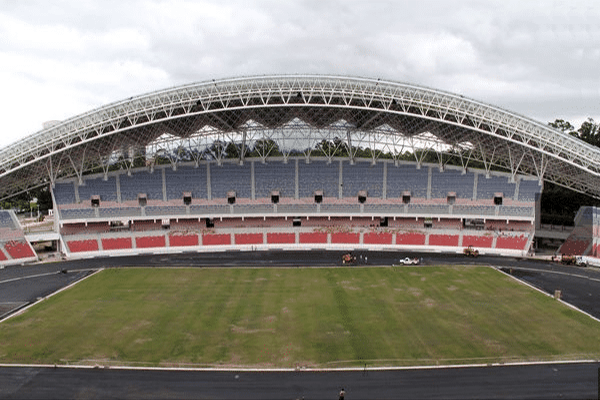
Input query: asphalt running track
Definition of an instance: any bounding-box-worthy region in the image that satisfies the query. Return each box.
[0,362,598,399]
[1,250,599,399]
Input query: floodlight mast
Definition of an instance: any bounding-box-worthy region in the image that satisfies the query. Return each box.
[1,74,599,200]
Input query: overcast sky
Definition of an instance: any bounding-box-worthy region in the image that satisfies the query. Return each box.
[1,0,599,148]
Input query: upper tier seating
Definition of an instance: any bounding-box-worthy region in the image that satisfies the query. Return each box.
[320,203,361,214]
[0,211,18,230]
[189,204,230,216]
[120,171,163,201]
[254,161,295,199]
[498,206,534,217]
[52,159,539,226]
[233,204,275,214]
[342,161,383,198]
[277,203,318,214]
[518,179,542,202]
[60,208,97,220]
[165,165,207,201]
[54,182,76,205]
[363,203,405,214]
[98,207,142,218]
[477,174,515,200]
[211,163,252,199]
[78,176,118,202]
[386,164,428,198]
[298,161,339,198]
[145,205,187,217]
[407,204,449,215]
[453,205,496,216]
[430,168,474,199]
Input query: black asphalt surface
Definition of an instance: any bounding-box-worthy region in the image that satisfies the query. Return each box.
[1,250,599,399]
[0,363,598,399]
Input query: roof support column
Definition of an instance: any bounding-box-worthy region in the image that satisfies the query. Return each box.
[346,129,354,164]
[240,130,247,165]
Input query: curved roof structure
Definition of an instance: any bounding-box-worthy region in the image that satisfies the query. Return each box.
[1,74,600,200]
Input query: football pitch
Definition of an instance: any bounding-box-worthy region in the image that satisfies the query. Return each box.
[1,265,599,368]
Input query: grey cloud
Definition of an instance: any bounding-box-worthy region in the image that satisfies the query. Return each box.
[1,0,599,147]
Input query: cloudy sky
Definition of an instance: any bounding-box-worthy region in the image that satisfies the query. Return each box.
[0,0,598,148]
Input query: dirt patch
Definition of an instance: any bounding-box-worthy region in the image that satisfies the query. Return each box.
[134,338,152,344]
[447,285,458,291]
[118,320,152,334]
[408,287,422,297]
[264,315,277,323]
[422,298,436,308]
[483,339,507,354]
[231,325,275,334]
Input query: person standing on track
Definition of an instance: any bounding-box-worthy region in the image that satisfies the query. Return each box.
[339,387,346,400]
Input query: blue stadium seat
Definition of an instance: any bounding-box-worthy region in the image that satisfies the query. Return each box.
[211,163,252,199]
[430,168,474,199]
[342,161,384,198]
[254,161,295,199]
[78,176,118,202]
[54,182,77,205]
[165,165,207,201]
[60,208,97,220]
[477,174,515,200]
[298,161,339,198]
[120,170,163,201]
[386,164,428,199]
[518,179,542,202]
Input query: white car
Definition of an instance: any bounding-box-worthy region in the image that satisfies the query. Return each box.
[398,257,420,265]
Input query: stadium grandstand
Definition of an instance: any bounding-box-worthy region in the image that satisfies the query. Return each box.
[1,74,600,265]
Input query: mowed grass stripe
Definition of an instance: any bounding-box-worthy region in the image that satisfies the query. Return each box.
[0,266,599,367]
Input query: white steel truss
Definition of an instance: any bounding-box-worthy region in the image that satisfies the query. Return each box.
[1,75,600,199]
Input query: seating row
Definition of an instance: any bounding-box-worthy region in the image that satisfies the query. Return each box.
[53,160,542,206]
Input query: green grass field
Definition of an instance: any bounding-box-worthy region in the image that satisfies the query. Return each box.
[1,266,599,368]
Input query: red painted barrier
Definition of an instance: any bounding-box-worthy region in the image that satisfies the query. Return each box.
[395,233,426,245]
[462,235,493,248]
[102,237,132,250]
[202,233,231,246]
[136,236,166,249]
[331,232,360,244]
[496,236,528,250]
[363,232,393,245]
[0,249,6,261]
[169,234,199,247]
[267,232,295,244]
[68,239,99,253]
[299,232,328,244]
[235,233,263,245]
[429,234,459,247]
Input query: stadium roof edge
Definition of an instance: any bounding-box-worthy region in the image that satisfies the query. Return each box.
[1,74,600,200]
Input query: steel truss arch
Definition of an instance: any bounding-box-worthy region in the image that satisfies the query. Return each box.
[1,74,600,200]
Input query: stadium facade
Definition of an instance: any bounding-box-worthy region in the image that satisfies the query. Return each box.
[1,75,600,265]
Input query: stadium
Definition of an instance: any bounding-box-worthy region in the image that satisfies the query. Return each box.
[2,75,600,397]
[0,75,599,263]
